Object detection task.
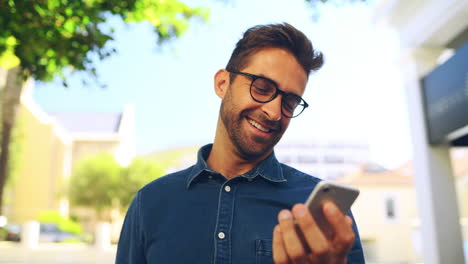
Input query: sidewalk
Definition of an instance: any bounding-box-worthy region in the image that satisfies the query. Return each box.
[0,242,116,264]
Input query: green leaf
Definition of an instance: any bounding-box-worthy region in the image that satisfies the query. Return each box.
[63,20,76,33]
[47,0,60,10]
[0,50,20,69]
[0,0,210,82]
[46,59,57,73]
[34,4,46,16]
[5,36,17,47]
[65,7,73,17]
[46,49,55,57]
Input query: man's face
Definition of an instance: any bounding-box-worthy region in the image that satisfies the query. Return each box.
[220,48,308,160]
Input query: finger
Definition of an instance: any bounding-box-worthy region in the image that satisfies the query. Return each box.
[277,210,308,264]
[273,225,290,264]
[323,202,355,255]
[345,216,353,227]
[292,204,330,261]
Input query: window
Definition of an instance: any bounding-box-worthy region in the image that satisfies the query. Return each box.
[323,156,344,164]
[385,198,395,219]
[383,195,399,223]
[298,155,317,164]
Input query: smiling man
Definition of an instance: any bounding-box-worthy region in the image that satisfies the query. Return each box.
[116,23,365,264]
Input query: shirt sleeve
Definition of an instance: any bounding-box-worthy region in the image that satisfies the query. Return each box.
[115,191,146,264]
[347,211,366,264]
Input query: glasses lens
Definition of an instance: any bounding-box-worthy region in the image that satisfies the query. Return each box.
[282,94,305,117]
[251,77,276,102]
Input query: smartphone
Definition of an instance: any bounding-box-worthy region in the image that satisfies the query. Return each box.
[305,181,360,237]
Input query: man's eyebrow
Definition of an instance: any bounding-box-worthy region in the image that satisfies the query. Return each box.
[256,73,278,85]
[255,73,301,97]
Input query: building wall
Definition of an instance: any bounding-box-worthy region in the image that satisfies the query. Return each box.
[457,174,468,244]
[352,186,419,264]
[4,86,136,242]
[8,100,131,224]
[71,140,120,167]
[10,103,71,223]
[114,104,136,166]
[352,177,468,264]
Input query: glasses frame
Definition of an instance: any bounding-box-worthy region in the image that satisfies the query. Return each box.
[228,70,309,118]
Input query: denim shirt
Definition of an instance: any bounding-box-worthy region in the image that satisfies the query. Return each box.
[116,144,365,264]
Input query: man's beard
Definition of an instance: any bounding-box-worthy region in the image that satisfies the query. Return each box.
[219,95,284,160]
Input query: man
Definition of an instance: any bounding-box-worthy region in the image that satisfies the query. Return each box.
[116,23,365,264]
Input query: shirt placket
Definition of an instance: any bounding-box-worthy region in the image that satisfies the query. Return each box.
[213,180,236,264]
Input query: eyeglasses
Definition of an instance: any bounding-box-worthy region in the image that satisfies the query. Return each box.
[228,70,308,118]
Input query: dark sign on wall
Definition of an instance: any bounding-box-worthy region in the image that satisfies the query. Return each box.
[422,43,468,146]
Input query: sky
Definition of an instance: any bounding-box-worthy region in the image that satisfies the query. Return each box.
[33,0,413,168]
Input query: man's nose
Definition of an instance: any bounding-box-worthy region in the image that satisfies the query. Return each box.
[261,95,282,121]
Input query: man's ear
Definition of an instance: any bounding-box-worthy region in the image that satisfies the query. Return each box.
[214,69,230,99]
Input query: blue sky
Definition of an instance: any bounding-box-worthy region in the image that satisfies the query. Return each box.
[33,0,412,168]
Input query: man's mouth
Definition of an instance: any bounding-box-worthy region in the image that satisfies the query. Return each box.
[247,118,273,133]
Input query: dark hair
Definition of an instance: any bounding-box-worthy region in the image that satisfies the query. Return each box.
[226,23,323,81]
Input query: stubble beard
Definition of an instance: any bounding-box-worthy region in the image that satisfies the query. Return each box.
[219,96,283,161]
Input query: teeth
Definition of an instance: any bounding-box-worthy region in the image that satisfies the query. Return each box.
[248,119,270,132]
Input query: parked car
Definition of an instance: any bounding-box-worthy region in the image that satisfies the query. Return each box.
[39,223,85,243]
[0,224,21,242]
[1,222,87,243]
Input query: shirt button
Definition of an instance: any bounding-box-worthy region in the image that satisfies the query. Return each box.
[218,232,225,239]
[224,185,231,192]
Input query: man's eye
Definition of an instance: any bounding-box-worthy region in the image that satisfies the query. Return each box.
[283,102,293,111]
[283,97,300,111]
[283,101,295,112]
[253,78,275,94]
[254,86,271,94]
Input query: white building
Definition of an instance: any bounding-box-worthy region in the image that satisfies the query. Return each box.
[275,140,371,180]
[372,0,468,263]
[5,81,136,225]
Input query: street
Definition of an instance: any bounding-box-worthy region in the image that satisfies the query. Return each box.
[0,242,116,264]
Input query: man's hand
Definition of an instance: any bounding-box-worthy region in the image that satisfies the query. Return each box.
[272,202,355,264]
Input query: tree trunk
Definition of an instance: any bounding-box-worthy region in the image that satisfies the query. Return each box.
[0,66,23,215]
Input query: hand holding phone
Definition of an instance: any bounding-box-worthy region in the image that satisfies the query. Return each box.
[273,181,360,263]
[305,181,359,237]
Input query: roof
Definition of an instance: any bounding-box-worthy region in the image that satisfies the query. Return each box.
[337,162,413,186]
[337,147,468,187]
[48,112,122,134]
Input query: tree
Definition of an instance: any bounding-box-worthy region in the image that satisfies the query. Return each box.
[119,157,165,210]
[69,154,122,221]
[0,0,209,214]
[68,154,164,220]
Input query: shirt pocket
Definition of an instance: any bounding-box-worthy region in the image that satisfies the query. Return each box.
[256,239,274,264]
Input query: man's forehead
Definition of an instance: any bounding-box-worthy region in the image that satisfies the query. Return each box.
[241,47,305,73]
[241,48,308,93]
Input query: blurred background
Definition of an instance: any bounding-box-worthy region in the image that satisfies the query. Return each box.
[0,0,467,263]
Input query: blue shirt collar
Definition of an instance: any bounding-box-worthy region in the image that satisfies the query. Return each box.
[186,144,286,188]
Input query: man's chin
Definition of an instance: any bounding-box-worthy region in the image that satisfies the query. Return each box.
[237,142,274,160]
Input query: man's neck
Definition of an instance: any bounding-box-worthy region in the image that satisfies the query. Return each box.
[207,118,273,179]
[207,146,253,179]
[207,138,271,180]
